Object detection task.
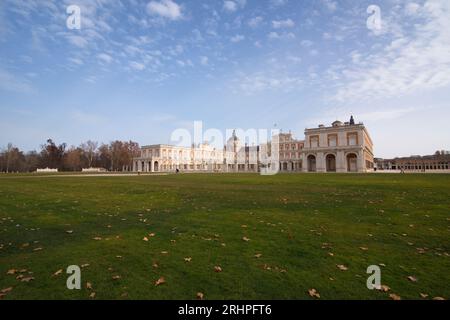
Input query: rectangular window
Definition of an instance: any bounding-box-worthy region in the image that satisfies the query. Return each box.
[328,134,337,147]
[347,133,358,146]
[310,136,319,148]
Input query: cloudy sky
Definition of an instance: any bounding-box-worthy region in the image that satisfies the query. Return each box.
[0,0,449,158]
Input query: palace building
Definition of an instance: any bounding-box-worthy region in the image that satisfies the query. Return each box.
[133,116,374,173]
[375,151,450,172]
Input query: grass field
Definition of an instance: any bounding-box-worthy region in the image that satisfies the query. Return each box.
[0,173,449,300]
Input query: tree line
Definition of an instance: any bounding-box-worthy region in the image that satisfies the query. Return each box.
[0,139,140,173]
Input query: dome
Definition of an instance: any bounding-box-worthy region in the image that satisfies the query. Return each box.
[332,120,343,127]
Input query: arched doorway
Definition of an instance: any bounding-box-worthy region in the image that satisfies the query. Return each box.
[307,155,316,172]
[347,154,358,172]
[154,161,159,172]
[326,154,336,172]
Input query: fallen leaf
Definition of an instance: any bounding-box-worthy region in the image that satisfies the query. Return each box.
[389,294,401,301]
[184,257,192,262]
[337,264,348,271]
[149,233,156,237]
[143,237,149,242]
[420,293,429,299]
[155,277,166,286]
[21,276,34,282]
[89,292,96,299]
[376,285,390,292]
[254,254,262,259]
[93,237,102,241]
[86,282,92,290]
[308,289,320,299]
[359,247,369,251]
[214,266,222,273]
[407,276,418,282]
[1,287,13,294]
[33,247,43,252]
[6,269,16,275]
[112,275,121,280]
[66,230,73,234]
[197,292,204,300]
[242,237,250,242]
[52,269,63,277]
[433,297,445,301]
[81,264,90,268]
[152,263,159,268]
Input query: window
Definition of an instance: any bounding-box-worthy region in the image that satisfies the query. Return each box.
[328,134,337,147]
[310,136,319,148]
[347,133,358,146]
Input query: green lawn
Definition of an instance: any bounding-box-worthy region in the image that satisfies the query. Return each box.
[0,173,449,300]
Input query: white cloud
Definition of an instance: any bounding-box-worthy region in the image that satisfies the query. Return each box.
[223,1,237,12]
[272,19,295,29]
[322,0,337,12]
[233,71,303,95]
[223,0,246,12]
[268,31,295,40]
[200,56,209,66]
[146,0,182,20]
[66,35,88,48]
[270,0,288,7]
[248,16,263,28]
[230,34,245,43]
[97,53,113,64]
[331,0,450,103]
[0,69,34,93]
[129,61,146,71]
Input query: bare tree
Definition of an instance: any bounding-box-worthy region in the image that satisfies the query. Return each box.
[80,140,98,168]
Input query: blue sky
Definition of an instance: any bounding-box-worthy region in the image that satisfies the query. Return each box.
[0,0,449,158]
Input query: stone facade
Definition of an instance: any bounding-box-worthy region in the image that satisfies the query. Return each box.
[300,118,374,173]
[133,117,374,173]
[375,152,450,171]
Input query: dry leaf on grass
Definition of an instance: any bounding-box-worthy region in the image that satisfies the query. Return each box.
[375,285,390,292]
[89,292,96,299]
[143,237,149,242]
[197,292,204,300]
[407,276,418,282]
[420,293,429,299]
[433,297,445,300]
[155,277,166,286]
[389,293,401,300]
[52,269,63,277]
[184,257,192,263]
[112,275,121,280]
[308,289,320,299]
[86,282,93,290]
[21,276,34,282]
[254,254,262,259]
[7,269,16,275]
[1,287,13,294]
[242,237,250,242]
[214,266,222,273]
[337,265,348,271]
